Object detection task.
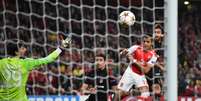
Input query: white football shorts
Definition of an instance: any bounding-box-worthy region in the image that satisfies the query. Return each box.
[117,66,149,92]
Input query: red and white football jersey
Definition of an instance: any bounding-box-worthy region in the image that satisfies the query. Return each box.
[127,45,157,75]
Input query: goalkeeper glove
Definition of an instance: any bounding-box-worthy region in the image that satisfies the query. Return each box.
[61,36,71,48]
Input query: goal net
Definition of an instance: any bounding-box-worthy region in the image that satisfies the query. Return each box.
[0,0,165,100]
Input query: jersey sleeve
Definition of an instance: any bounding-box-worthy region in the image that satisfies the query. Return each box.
[147,54,158,65]
[127,45,139,54]
[22,48,62,71]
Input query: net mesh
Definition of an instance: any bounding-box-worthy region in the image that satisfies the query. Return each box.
[0,0,165,100]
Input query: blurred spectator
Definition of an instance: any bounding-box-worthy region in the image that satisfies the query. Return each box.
[181,80,195,96]
[72,64,84,77]
[178,6,201,96]
[48,64,72,95]
[152,83,162,99]
[27,70,48,95]
[195,80,201,97]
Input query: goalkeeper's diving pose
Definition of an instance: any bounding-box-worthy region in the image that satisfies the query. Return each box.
[0,36,71,101]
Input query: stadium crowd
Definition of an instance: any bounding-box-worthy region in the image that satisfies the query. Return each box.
[178,6,201,97]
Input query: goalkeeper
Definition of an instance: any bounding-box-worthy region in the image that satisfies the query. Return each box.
[0,36,71,101]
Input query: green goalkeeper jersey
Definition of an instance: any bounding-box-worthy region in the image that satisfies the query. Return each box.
[0,48,62,101]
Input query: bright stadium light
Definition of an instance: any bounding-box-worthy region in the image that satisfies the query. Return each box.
[184,1,189,5]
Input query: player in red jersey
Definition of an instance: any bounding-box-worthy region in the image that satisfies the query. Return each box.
[115,34,158,100]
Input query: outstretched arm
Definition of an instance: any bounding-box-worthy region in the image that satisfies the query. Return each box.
[22,48,62,71]
[120,45,139,56]
[22,36,72,71]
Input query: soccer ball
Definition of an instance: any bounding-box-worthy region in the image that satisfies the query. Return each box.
[119,11,135,26]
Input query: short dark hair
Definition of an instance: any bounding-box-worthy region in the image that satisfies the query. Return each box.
[95,54,106,60]
[154,24,164,34]
[6,41,27,56]
[7,42,18,56]
[143,34,153,42]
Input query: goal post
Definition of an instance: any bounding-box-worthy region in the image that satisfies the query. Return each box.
[165,0,178,100]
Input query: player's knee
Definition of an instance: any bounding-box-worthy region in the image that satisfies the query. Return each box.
[141,91,150,97]
[139,86,150,97]
[114,89,129,101]
[115,88,127,96]
[120,89,130,97]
